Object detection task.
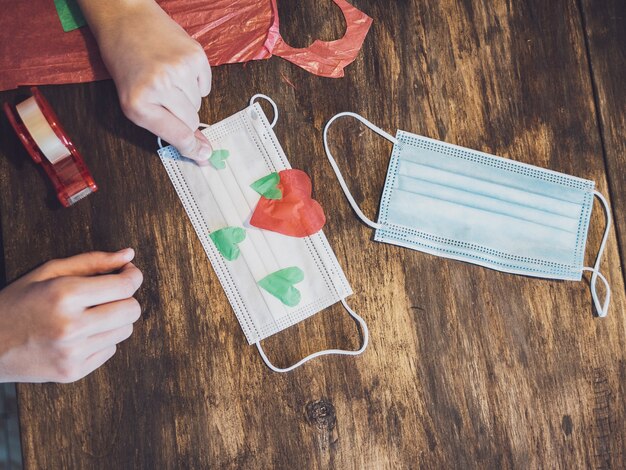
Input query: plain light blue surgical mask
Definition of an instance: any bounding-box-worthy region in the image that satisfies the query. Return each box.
[324,112,612,317]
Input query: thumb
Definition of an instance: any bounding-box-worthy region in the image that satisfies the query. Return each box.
[143,104,213,164]
[30,249,136,281]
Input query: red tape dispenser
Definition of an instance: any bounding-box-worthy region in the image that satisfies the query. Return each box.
[3,87,97,207]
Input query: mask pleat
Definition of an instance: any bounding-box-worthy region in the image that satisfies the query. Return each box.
[395,175,580,232]
[398,159,584,220]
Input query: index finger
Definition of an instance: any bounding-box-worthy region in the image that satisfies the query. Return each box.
[64,263,143,307]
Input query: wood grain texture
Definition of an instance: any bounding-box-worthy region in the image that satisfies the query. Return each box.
[578,1,626,465]
[580,0,626,280]
[0,0,624,468]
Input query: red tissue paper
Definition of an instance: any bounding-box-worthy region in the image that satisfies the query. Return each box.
[0,0,372,91]
[250,169,326,238]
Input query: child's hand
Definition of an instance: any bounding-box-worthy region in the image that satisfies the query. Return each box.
[79,0,213,163]
[0,249,143,383]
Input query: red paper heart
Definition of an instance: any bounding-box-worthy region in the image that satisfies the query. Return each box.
[250,169,326,237]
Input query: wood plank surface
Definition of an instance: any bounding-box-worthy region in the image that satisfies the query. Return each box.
[580,0,626,280]
[578,1,626,466]
[0,0,624,468]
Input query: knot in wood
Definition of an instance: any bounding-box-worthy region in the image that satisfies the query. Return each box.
[305,398,336,431]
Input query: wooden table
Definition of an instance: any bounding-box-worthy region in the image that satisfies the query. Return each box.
[1,1,624,468]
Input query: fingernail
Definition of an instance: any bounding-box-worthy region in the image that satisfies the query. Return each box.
[117,248,135,260]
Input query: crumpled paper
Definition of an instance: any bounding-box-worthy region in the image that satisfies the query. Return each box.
[0,0,372,91]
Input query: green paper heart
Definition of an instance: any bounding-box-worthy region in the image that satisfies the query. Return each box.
[258,267,304,307]
[209,226,246,261]
[209,149,230,169]
[250,172,282,200]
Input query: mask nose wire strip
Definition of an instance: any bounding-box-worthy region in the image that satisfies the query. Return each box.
[255,298,369,373]
[583,190,612,317]
[249,94,278,128]
[323,112,397,230]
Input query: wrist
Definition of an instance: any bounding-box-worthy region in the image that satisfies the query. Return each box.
[76,0,161,43]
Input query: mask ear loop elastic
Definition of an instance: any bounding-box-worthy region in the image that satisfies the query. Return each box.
[249,94,278,128]
[323,112,398,230]
[157,124,211,150]
[582,190,612,317]
[255,298,369,373]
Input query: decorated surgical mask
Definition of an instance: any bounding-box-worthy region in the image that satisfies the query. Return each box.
[324,112,612,317]
[157,96,368,372]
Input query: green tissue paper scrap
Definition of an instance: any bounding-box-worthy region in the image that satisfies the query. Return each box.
[209,149,230,169]
[258,267,304,307]
[209,227,246,261]
[250,172,282,200]
[54,0,86,32]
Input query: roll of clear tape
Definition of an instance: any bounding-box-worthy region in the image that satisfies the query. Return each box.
[15,96,71,164]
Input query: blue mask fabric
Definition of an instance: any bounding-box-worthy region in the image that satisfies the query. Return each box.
[323,112,612,317]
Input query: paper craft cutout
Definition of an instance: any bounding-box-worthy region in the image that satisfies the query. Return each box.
[209,226,246,261]
[0,0,372,90]
[53,0,86,32]
[250,172,282,200]
[250,169,326,238]
[270,0,374,78]
[258,266,304,307]
[209,149,230,169]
